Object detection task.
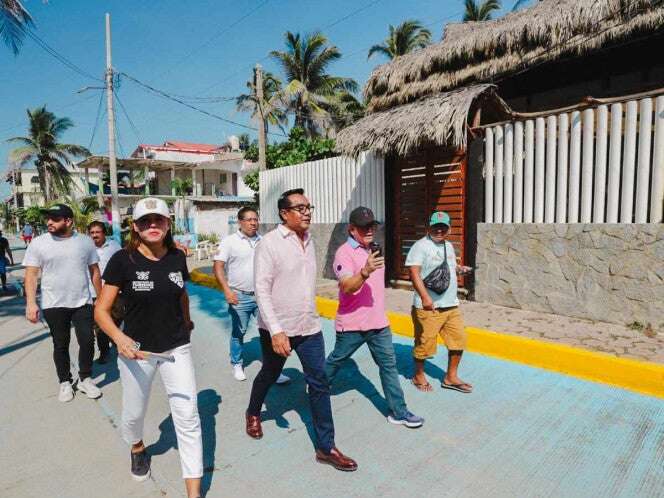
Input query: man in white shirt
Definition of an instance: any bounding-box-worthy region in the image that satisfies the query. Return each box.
[245,188,357,472]
[213,207,290,384]
[23,204,103,402]
[88,221,122,364]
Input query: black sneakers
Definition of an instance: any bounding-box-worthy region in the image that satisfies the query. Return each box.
[130,450,151,482]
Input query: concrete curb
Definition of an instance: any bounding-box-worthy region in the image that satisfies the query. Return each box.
[190,269,664,399]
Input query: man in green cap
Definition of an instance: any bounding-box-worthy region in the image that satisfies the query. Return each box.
[405,211,473,393]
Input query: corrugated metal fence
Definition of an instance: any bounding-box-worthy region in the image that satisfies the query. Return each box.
[484,95,664,223]
[259,152,385,224]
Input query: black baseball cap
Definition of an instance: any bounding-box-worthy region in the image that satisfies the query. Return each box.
[41,204,74,219]
[349,206,379,227]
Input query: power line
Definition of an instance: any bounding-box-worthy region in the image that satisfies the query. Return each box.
[195,10,464,97]
[114,113,127,159]
[118,71,287,137]
[24,29,102,83]
[88,90,105,150]
[113,90,143,144]
[193,1,387,96]
[0,92,101,137]
[324,0,383,29]
[152,0,272,83]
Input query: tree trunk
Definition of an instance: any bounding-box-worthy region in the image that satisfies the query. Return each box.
[36,160,50,204]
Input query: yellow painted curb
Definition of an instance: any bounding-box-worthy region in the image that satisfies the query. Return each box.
[191,269,664,399]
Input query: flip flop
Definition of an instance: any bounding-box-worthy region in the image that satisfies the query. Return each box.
[411,378,433,392]
[441,381,473,393]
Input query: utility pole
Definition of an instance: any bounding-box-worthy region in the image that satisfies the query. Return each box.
[12,165,20,233]
[255,64,267,171]
[105,13,121,241]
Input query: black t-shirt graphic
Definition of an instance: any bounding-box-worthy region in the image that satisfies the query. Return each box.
[103,248,190,353]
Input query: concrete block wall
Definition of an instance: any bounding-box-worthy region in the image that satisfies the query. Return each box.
[475,223,664,326]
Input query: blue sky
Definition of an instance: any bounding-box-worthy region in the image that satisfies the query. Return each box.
[0,0,516,197]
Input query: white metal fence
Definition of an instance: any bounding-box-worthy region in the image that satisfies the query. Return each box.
[258,152,385,224]
[484,95,664,223]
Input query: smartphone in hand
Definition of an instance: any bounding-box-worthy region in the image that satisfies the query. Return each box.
[369,241,382,257]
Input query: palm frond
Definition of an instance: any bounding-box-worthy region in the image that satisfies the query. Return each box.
[0,0,32,55]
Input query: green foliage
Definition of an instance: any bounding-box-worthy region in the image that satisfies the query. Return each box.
[1,0,33,55]
[463,0,502,22]
[7,106,90,201]
[368,20,431,61]
[197,232,220,244]
[243,127,337,192]
[17,205,42,225]
[170,177,193,197]
[270,31,360,137]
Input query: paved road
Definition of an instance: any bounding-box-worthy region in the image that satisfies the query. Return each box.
[1,281,662,497]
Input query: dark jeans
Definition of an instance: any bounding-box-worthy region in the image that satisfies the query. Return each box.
[247,329,335,453]
[93,296,124,358]
[326,327,408,418]
[42,305,95,383]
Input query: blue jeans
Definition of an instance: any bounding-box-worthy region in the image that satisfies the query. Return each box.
[248,330,335,453]
[227,292,258,365]
[326,327,408,419]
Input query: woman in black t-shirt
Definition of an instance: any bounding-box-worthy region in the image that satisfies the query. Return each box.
[95,198,202,498]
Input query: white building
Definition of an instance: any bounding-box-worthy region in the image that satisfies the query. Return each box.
[5,164,101,208]
[131,140,255,198]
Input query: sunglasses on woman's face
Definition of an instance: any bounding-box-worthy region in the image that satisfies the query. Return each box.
[136,215,168,228]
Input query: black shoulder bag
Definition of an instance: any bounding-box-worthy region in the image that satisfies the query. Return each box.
[422,243,450,295]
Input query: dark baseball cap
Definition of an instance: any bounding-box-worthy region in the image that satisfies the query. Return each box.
[349,206,379,227]
[41,203,74,219]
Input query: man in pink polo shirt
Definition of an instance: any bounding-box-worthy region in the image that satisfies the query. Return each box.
[325,207,424,429]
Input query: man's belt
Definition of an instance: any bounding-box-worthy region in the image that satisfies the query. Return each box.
[232,288,255,296]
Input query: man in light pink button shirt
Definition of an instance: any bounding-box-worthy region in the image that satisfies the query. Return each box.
[325,207,424,429]
[246,188,358,472]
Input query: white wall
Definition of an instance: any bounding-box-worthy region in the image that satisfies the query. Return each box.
[484,95,664,224]
[192,205,239,237]
[258,153,385,224]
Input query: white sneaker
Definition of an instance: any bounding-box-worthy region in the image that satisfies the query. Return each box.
[232,364,247,381]
[77,377,102,399]
[276,373,291,385]
[58,381,74,402]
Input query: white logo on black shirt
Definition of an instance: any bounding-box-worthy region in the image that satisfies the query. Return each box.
[132,271,154,291]
[169,272,184,288]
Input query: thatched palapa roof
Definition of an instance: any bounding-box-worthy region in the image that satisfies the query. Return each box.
[336,84,511,157]
[366,0,664,112]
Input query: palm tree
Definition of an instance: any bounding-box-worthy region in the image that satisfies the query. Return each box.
[325,91,366,135]
[1,0,32,54]
[462,0,502,22]
[270,31,359,137]
[512,0,536,11]
[7,106,90,202]
[236,70,288,136]
[368,20,431,61]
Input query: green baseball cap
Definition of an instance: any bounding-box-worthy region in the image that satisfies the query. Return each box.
[429,211,451,227]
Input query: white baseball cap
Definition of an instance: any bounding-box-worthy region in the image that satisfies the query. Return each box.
[132,197,170,221]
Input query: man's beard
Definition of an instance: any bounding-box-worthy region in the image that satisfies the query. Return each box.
[48,225,68,236]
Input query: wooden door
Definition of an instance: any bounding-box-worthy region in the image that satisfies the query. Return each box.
[390,147,467,285]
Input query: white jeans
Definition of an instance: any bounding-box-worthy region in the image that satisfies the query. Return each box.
[118,343,203,479]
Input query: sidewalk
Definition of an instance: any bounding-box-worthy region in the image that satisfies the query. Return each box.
[193,263,664,364]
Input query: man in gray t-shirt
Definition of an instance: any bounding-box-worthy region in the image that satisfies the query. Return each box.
[23,204,103,403]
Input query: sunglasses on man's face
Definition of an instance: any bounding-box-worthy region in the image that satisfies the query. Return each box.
[46,216,65,222]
